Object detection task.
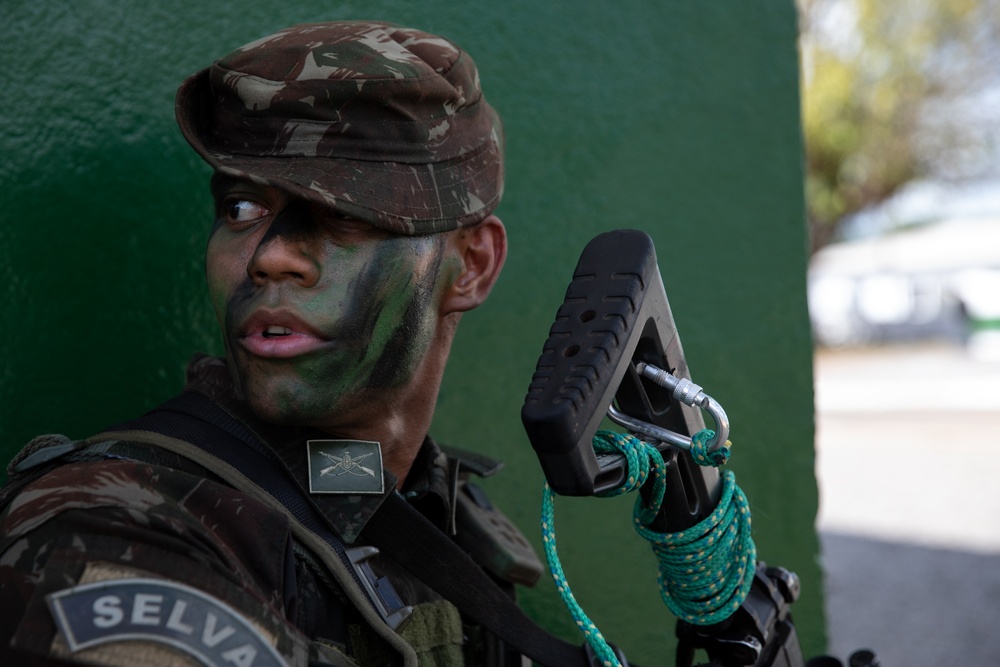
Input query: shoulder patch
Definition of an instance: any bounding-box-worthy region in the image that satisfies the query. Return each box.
[46,578,288,667]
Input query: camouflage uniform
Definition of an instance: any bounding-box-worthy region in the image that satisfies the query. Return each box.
[1,22,527,666]
[1,356,532,666]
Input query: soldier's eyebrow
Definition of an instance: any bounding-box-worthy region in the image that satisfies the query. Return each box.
[210,173,247,198]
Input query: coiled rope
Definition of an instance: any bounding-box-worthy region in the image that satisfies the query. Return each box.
[539,429,756,667]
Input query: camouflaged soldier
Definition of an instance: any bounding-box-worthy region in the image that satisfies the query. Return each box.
[0,21,541,667]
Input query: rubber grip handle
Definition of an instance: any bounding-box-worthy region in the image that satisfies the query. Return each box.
[522,230,663,495]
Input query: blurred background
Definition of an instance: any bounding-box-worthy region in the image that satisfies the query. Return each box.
[798,0,1000,663]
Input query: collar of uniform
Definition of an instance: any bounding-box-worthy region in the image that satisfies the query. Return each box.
[400,436,456,533]
[182,354,452,543]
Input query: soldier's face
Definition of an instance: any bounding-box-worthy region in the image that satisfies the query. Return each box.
[204,175,460,428]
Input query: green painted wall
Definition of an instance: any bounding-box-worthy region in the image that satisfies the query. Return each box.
[1,1,822,663]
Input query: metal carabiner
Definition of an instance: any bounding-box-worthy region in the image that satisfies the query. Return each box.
[606,363,730,453]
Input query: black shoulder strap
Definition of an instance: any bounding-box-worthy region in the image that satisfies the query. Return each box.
[100,392,380,611]
[110,391,592,667]
[369,494,590,666]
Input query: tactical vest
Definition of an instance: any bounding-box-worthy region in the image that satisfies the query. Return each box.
[0,391,543,667]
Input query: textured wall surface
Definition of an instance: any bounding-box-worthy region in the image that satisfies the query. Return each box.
[1,1,822,661]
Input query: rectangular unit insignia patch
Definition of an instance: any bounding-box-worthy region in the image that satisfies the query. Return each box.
[306,439,384,495]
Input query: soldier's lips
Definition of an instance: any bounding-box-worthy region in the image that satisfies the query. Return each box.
[237,311,331,359]
[240,331,331,358]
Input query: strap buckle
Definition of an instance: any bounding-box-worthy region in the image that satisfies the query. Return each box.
[345,546,414,632]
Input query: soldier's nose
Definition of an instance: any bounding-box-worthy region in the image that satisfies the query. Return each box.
[247,209,321,288]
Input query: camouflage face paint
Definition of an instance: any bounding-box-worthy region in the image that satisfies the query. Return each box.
[205,177,456,428]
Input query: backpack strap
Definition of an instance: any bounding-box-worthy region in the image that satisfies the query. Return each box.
[84,392,420,667]
[5,391,598,667]
[368,493,594,666]
[150,392,597,667]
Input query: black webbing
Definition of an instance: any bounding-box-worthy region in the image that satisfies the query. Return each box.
[114,391,590,667]
[368,493,589,666]
[105,392,376,613]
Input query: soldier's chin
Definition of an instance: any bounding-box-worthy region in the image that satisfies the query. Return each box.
[228,356,303,420]
[244,392,311,426]
[239,372,345,428]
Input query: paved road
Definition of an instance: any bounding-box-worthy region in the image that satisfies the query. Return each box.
[814,342,1000,665]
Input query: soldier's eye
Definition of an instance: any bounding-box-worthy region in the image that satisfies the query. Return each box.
[223,198,270,227]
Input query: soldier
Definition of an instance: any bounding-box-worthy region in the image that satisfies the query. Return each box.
[0,21,538,667]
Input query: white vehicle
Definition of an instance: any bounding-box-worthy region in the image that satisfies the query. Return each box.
[808,215,1000,347]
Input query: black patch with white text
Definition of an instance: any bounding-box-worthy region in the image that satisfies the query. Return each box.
[46,578,287,667]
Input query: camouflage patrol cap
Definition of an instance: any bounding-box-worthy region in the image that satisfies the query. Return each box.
[176,21,504,235]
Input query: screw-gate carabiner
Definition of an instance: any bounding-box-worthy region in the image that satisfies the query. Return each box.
[606,363,730,453]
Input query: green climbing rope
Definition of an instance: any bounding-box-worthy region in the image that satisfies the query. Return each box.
[540,429,756,667]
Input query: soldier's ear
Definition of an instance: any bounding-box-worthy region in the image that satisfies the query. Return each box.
[440,215,507,315]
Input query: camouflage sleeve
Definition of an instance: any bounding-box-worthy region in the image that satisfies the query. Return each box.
[0,458,316,666]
